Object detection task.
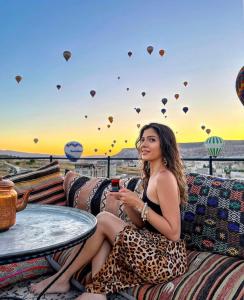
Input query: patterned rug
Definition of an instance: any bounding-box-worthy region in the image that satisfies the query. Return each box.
[0,275,127,300]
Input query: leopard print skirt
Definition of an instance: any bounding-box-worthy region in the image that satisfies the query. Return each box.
[86,225,188,294]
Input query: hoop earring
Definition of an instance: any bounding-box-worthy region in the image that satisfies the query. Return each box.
[163,158,167,166]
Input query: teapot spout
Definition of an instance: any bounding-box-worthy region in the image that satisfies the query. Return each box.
[16,190,32,212]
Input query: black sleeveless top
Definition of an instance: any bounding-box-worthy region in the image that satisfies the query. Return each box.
[142,190,162,233]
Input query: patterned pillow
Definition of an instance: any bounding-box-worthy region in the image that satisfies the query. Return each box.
[64,171,142,221]
[181,173,244,259]
[5,161,66,206]
[0,257,52,288]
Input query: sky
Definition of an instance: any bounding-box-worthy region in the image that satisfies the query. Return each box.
[0,0,243,156]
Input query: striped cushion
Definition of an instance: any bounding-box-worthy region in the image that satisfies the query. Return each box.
[125,250,244,300]
[63,171,142,220]
[0,257,53,288]
[5,161,66,206]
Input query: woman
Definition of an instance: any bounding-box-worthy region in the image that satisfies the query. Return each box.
[31,122,188,300]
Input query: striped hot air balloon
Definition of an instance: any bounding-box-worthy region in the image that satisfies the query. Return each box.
[205,136,224,157]
[236,66,244,106]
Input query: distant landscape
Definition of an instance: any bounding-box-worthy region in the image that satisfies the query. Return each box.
[0,140,243,159]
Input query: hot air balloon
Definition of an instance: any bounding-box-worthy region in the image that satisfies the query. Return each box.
[111,144,114,147]
[113,140,116,143]
[109,149,112,153]
[126,88,129,91]
[15,75,22,83]
[137,124,140,128]
[125,140,127,143]
[159,49,165,56]
[33,138,39,144]
[117,76,120,80]
[161,98,167,105]
[134,108,141,114]
[182,107,188,113]
[147,46,154,55]
[63,51,71,61]
[56,85,61,90]
[98,127,101,131]
[141,92,146,97]
[84,115,88,118]
[183,81,188,87]
[206,129,211,135]
[107,124,111,128]
[236,66,244,106]
[174,94,179,100]
[205,136,224,157]
[128,51,132,57]
[161,108,166,115]
[108,116,113,123]
[90,90,96,97]
[201,125,206,130]
[64,141,83,162]
[94,148,98,152]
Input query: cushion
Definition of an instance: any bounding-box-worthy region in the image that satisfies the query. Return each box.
[0,257,53,288]
[63,171,142,221]
[47,250,244,300]
[125,250,244,300]
[5,161,66,206]
[181,173,244,259]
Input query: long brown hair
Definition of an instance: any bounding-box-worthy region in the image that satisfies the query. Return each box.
[135,122,188,204]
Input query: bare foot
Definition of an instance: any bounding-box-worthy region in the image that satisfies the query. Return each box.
[76,292,106,300]
[30,274,70,294]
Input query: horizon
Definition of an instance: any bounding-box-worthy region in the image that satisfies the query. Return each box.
[0,1,244,156]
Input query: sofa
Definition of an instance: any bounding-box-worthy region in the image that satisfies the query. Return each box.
[0,161,243,300]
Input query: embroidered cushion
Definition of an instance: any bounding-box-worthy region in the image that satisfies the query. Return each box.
[181,173,244,259]
[4,161,66,206]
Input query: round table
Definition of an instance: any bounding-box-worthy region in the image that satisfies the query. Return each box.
[0,204,97,299]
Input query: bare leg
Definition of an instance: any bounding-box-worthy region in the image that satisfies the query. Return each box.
[76,293,106,300]
[30,212,126,294]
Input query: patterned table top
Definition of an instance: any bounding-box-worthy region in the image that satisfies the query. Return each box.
[0,204,97,264]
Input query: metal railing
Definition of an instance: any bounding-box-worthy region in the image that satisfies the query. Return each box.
[0,156,244,178]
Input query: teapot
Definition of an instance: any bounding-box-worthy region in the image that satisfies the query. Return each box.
[0,176,31,231]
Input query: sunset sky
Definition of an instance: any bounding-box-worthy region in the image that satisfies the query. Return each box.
[0,0,243,156]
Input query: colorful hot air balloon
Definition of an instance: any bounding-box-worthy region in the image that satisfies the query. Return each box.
[134,108,141,114]
[174,94,179,100]
[147,46,154,55]
[33,138,39,144]
[15,75,22,83]
[90,90,96,97]
[161,108,166,115]
[141,92,146,97]
[63,51,71,61]
[108,116,113,123]
[183,81,188,87]
[64,141,83,162]
[159,49,165,56]
[182,106,189,113]
[128,51,132,57]
[236,66,244,106]
[205,136,224,157]
[206,129,211,135]
[161,98,167,105]
[201,125,206,130]
[56,85,61,90]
